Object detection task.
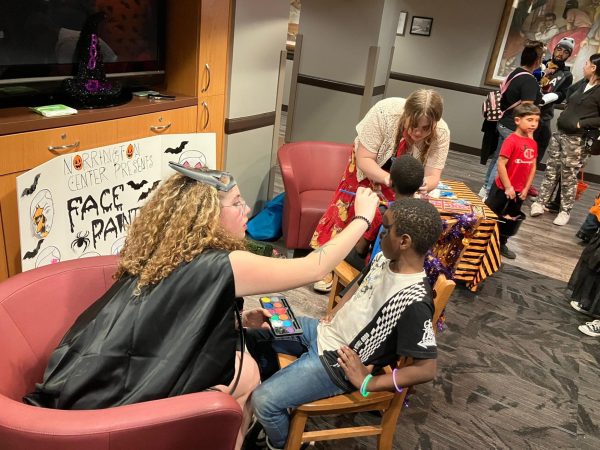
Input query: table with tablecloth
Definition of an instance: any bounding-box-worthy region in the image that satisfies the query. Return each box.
[432,180,501,292]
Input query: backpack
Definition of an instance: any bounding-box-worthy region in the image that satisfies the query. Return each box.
[482,71,534,121]
[246,192,285,241]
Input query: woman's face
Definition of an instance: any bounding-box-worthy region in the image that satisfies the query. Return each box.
[583,59,597,80]
[219,186,251,239]
[405,116,433,142]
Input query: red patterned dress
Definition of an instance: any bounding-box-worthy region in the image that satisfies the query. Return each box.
[310,140,407,248]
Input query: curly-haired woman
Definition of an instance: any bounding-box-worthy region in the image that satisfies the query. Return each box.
[24,165,379,450]
[311,89,450,292]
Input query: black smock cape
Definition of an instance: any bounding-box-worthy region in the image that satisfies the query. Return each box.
[568,233,600,315]
[24,250,239,410]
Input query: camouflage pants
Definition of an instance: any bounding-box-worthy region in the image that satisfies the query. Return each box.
[538,132,590,214]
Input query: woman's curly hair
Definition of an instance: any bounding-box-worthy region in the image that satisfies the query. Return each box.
[395,89,444,164]
[115,173,246,290]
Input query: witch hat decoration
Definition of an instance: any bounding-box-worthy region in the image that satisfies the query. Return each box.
[63,12,129,108]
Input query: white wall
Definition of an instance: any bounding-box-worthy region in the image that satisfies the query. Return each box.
[389,0,600,177]
[228,0,289,118]
[392,0,505,86]
[225,0,289,210]
[299,0,389,85]
[283,0,600,177]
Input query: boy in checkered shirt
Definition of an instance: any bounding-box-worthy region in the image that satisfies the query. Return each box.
[248,198,442,450]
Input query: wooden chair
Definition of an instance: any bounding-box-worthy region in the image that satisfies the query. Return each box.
[279,272,455,450]
[327,260,360,312]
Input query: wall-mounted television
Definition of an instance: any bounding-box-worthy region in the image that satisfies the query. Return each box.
[0,0,166,108]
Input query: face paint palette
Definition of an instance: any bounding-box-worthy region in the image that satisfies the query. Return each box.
[259,296,303,336]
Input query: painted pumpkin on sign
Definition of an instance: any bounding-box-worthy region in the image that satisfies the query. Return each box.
[73,155,83,171]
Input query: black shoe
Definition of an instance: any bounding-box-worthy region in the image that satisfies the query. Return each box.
[500,245,516,259]
[576,230,591,243]
[243,419,266,450]
[546,202,560,214]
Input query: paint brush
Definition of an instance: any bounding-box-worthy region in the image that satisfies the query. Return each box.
[340,189,389,206]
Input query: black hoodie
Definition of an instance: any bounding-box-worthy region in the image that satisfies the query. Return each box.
[557,79,600,135]
[540,58,573,121]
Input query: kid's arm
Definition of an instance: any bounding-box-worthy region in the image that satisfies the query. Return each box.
[337,346,437,392]
[497,156,515,199]
[229,187,380,297]
[367,359,437,392]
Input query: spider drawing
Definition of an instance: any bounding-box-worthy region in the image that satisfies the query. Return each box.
[71,231,91,253]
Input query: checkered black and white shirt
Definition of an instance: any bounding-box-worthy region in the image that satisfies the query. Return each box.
[317,253,437,390]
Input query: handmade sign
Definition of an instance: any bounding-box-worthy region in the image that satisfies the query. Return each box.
[17,133,216,271]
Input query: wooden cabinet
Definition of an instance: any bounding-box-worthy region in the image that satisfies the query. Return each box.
[199,0,232,98]
[116,106,197,141]
[198,95,226,167]
[0,122,119,176]
[167,0,233,165]
[0,105,198,278]
[0,0,234,281]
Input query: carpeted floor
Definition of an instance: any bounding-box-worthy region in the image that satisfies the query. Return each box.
[247,264,600,449]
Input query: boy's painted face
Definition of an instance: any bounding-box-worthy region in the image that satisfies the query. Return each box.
[515,114,539,136]
[219,186,251,239]
[379,210,399,260]
[404,116,433,143]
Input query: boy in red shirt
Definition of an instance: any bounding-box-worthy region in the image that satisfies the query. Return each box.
[485,103,540,259]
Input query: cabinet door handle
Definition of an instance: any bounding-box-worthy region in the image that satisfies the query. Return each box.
[48,141,80,152]
[201,63,211,93]
[202,101,210,130]
[150,123,172,132]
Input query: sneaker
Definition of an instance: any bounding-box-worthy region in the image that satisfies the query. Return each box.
[571,300,591,315]
[265,437,313,450]
[545,202,560,213]
[553,211,570,226]
[478,186,488,201]
[578,320,600,337]
[576,230,591,243]
[530,202,544,217]
[313,273,333,293]
[500,245,516,259]
[527,186,539,197]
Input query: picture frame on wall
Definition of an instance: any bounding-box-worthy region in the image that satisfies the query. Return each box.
[410,16,433,37]
[485,0,594,86]
[397,11,408,36]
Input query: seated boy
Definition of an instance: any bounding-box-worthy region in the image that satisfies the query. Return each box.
[349,154,425,269]
[247,198,443,450]
[485,103,539,259]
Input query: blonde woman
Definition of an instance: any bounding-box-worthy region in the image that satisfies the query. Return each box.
[25,164,379,450]
[311,90,450,292]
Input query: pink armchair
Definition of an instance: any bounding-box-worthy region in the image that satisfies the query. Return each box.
[278,141,352,250]
[0,256,242,450]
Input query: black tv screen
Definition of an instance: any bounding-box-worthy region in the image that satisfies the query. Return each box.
[0,0,166,106]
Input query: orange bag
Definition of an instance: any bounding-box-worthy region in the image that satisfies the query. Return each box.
[590,195,600,221]
[576,171,589,200]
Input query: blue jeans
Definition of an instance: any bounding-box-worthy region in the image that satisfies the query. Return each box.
[250,317,345,449]
[579,213,600,239]
[483,123,513,192]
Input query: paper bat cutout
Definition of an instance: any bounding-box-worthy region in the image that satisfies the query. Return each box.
[164,141,189,154]
[138,180,160,201]
[127,180,149,190]
[21,174,41,197]
[23,239,44,259]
